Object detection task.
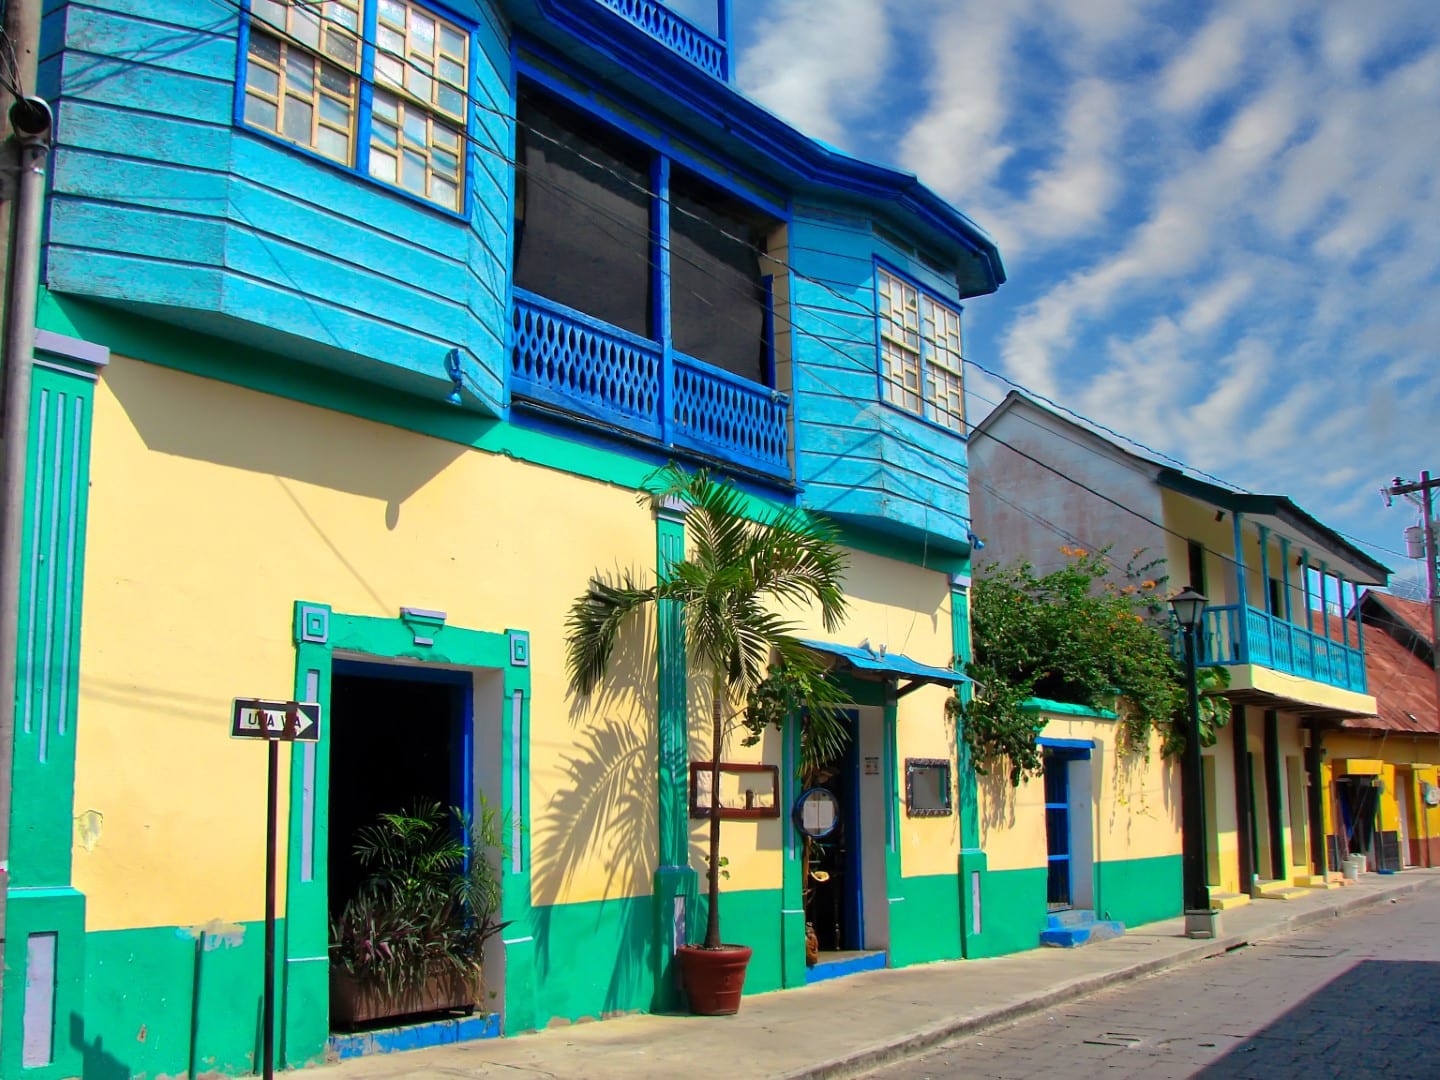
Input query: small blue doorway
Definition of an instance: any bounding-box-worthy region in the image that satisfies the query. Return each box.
[1044,754,1072,909]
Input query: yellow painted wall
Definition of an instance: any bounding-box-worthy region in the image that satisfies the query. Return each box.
[684,545,959,892]
[976,713,1180,872]
[78,357,964,928]
[1203,723,1241,895]
[1321,731,1440,863]
[74,355,662,931]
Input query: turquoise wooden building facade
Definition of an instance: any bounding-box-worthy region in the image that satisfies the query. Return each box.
[6,1,1006,1074]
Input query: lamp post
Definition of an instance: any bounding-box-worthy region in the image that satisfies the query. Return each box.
[1170,588,1220,938]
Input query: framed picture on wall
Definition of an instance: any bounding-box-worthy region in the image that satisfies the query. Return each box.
[906,758,952,816]
[689,762,781,819]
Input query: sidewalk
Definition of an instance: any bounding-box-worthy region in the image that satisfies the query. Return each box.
[314,870,1440,1079]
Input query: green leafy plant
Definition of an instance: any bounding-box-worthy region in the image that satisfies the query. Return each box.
[329,797,510,1000]
[567,466,850,950]
[960,546,1230,784]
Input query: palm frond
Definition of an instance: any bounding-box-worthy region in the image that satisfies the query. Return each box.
[565,571,662,697]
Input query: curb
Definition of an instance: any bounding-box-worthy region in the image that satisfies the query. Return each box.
[783,875,1438,1080]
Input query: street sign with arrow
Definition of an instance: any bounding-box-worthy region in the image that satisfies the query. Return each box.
[230,699,322,743]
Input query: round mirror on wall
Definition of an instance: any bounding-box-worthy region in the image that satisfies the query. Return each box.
[793,787,840,838]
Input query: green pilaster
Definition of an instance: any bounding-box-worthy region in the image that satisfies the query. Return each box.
[882,691,905,950]
[652,498,695,1010]
[779,712,806,987]
[951,569,990,959]
[4,343,103,1080]
[500,629,538,1033]
[282,602,334,1068]
[949,571,979,849]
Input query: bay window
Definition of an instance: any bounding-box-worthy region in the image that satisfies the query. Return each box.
[241,0,469,212]
[877,267,965,433]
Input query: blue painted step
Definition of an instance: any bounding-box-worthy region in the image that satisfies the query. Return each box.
[1039,909,1125,948]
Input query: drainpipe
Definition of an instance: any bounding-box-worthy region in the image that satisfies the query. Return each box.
[0,93,54,1023]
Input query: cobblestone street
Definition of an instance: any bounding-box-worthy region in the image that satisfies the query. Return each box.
[868,886,1440,1079]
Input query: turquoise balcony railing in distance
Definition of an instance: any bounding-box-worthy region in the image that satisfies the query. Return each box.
[594,0,729,79]
[1195,603,1367,694]
[510,289,790,479]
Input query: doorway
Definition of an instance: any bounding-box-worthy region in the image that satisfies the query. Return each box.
[1337,777,1379,868]
[801,707,889,960]
[327,660,473,1030]
[1044,755,1072,909]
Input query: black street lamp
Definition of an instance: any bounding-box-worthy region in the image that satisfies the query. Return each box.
[1170,587,1220,938]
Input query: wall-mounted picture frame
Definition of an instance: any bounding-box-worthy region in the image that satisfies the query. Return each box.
[689,761,781,820]
[906,757,952,817]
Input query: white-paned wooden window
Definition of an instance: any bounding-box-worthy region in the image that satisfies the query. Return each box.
[242,0,468,212]
[877,268,965,430]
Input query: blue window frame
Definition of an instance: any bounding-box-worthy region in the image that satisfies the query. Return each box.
[237,0,472,215]
[875,264,966,433]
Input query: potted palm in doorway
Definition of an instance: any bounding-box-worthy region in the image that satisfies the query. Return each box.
[567,467,850,1015]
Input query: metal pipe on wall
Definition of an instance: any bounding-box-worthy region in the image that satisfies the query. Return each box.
[0,90,52,1035]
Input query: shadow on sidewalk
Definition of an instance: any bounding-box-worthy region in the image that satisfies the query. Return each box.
[1195,959,1440,1076]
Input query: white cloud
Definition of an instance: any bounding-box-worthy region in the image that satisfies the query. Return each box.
[737,0,894,147]
[1157,12,1248,113]
[726,0,1440,557]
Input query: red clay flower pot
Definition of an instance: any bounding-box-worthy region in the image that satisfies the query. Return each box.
[676,944,752,1015]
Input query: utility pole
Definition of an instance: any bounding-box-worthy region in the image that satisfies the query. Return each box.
[0,0,45,1042]
[1386,472,1440,720]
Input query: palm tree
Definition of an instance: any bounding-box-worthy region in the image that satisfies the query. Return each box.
[566,467,849,950]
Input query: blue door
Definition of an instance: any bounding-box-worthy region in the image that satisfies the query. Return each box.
[1044,755,1071,909]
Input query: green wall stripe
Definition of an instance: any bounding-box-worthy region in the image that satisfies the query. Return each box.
[1094,854,1182,928]
[655,508,687,867]
[10,362,95,888]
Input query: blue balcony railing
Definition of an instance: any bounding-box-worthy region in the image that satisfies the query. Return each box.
[510,289,790,478]
[1195,604,1367,694]
[594,0,728,79]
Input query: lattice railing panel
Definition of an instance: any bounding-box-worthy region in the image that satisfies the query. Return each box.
[594,0,727,78]
[511,291,662,438]
[671,353,788,475]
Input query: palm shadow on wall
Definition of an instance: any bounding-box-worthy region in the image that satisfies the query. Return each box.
[533,611,658,1017]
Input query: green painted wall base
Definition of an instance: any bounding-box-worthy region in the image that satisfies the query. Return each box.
[2,888,86,1080]
[957,849,987,958]
[652,866,698,1011]
[689,887,783,996]
[76,919,275,1079]
[890,873,962,968]
[967,866,1049,958]
[779,902,807,988]
[1094,854,1183,928]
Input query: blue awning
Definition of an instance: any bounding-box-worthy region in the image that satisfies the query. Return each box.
[798,639,973,698]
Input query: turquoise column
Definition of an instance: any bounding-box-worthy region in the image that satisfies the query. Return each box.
[3,336,105,1080]
[779,709,806,987]
[950,569,988,958]
[652,496,695,1010]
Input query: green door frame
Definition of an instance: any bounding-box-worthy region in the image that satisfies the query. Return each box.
[282,601,534,1066]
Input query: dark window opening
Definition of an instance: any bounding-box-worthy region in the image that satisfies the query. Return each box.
[670,169,774,384]
[1187,540,1207,598]
[514,88,652,338]
[328,665,468,923]
[1268,577,1284,617]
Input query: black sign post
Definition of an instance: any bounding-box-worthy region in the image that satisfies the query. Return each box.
[231,699,322,1080]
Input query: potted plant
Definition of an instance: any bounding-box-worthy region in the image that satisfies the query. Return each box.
[566,467,849,1014]
[329,798,508,1026]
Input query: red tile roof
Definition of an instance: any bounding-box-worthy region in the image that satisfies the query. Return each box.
[1366,592,1434,649]
[1327,596,1439,732]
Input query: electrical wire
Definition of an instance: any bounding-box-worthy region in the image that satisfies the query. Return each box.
[82,1,1396,589]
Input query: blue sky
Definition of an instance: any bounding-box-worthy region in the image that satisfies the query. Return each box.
[668,0,1440,596]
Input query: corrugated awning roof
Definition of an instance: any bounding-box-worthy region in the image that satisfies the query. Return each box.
[799,639,972,698]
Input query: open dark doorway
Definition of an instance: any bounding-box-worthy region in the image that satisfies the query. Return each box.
[804,722,862,954]
[327,661,472,928]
